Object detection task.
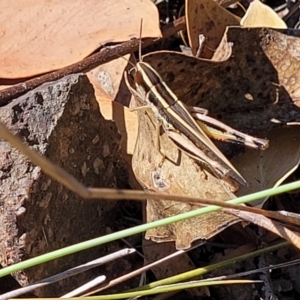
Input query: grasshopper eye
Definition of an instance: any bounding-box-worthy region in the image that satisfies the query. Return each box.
[134,70,144,85]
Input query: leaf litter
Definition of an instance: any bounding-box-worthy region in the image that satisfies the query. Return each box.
[2,0,300,299]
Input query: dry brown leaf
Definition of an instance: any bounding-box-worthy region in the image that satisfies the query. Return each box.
[130,27,300,248]
[234,127,300,207]
[240,0,287,29]
[0,0,161,78]
[142,28,300,140]
[87,55,138,172]
[97,99,138,161]
[186,0,240,58]
[132,108,240,250]
[87,56,130,103]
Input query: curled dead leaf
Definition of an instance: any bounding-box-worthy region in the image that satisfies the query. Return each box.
[186,0,240,58]
[240,0,287,29]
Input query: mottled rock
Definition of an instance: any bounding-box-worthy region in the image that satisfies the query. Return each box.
[0,74,131,296]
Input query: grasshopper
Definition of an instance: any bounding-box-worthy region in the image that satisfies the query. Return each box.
[124,31,268,186]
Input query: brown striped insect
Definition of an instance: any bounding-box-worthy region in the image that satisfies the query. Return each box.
[124,23,268,186]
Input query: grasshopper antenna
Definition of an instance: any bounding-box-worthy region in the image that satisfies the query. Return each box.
[139,18,143,62]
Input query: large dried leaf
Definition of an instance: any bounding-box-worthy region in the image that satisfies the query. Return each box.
[186,0,240,58]
[132,27,300,248]
[142,28,300,138]
[133,109,240,250]
[87,56,138,161]
[96,99,138,158]
[0,0,160,78]
[240,0,287,29]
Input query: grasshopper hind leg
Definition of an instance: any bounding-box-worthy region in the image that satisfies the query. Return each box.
[166,129,248,186]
